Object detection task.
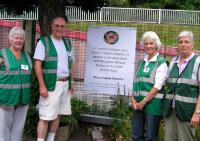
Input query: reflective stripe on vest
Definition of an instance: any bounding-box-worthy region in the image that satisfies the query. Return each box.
[165,94,197,103]
[168,56,200,86]
[192,56,200,80]
[135,57,161,84]
[134,56,164,96]
[1,50,32,75]
[0,71,19,75]
[0,83,30,89]
[42,69,57,74]
[139,91,164,99]
[44,37,50,58]
[167,78,198,86]
[2,49,10,71]
[45,56,57,61]
[24,52,33,68]
[42,37,58,74]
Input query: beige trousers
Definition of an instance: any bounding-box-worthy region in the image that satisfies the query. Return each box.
[164,109,196,141]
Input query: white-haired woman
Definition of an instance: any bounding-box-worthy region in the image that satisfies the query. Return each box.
[0,27,32,141]
[131,31,168,141]
[163,31,200,141]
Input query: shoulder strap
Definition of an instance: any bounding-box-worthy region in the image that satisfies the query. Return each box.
[24,51,33,68]
[62,37,72,52]
[1,48,10,71]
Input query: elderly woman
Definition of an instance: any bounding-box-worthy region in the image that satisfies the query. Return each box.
[131,31,168,141]
[163,31,200,141]
[0,27,32,141]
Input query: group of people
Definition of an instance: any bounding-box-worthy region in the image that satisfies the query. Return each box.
[0,15,199,141]
[0,16,74,141]
[131,31,200,141]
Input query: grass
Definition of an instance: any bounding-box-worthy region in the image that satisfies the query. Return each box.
[66,21,200,140]
[67,21,200,50]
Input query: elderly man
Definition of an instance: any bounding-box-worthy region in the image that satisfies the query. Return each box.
[34,17,74,141]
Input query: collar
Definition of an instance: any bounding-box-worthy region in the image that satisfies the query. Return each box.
[144,53,159,63]
[175,52,195,64]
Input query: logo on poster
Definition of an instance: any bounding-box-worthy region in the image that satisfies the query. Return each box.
[104,31,119,45]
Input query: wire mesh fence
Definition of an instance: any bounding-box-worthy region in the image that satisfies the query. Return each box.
[1,19,200,114]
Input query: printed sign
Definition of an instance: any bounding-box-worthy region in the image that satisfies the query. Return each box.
[84,26,137,95]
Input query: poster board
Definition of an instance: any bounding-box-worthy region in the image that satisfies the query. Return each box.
[84,26,137,95]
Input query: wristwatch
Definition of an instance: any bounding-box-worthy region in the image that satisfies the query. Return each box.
[195,109,200,115]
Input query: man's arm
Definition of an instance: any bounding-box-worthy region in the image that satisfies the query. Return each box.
[34,59,48,98]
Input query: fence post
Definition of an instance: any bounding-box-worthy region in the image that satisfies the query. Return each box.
[158,9,161,24]
[100,7,103,22]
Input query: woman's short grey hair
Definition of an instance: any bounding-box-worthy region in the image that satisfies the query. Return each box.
[141,31,161,50]
[9,27,25,41]
[177,31,194,44]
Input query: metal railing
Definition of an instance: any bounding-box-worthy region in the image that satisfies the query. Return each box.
[0,6,200,25]
[0,6,38,20]
[66,6,200,25]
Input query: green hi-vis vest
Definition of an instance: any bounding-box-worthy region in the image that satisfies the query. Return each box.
[133,55,166,115]
[40,35,72,91]
[0,48,32,106]
[162,55,200,121]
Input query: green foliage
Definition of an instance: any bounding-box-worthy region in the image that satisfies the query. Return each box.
[30,69,39,106]
[24,106,38,137]
[60,97,89,132]
[71,97,89,118]
[109,96,132,141]
[73,0,106,11]
[195,126,200,141]
[109,0,131,7]
[24,70,39,138]
[158,119,165,141]
[129,0,200,10]
[86,104,109,116]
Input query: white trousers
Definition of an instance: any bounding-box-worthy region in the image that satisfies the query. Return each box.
[0,105,29,141]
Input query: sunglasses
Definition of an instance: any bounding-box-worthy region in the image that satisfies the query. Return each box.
[54,24,65,28]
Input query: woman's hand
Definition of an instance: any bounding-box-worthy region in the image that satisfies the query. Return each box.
[190,113,200,128]
[137,99,147,110]
[130,96,139,110]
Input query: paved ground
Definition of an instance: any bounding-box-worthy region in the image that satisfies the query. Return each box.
[69,123,113,141]
[23,123,113,141]
[69,126,92,141]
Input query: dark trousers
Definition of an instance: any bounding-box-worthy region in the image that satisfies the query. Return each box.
[132,110,161,141]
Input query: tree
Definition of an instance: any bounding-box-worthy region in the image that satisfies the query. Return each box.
[109,0,131,7]
[38,0,106,35]
[129,0,200,10]
[0,0,105,35]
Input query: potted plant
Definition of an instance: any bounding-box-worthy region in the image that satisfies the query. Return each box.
[55,115,77,141]
[55,97,88,141]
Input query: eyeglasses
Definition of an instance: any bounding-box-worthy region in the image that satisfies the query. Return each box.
[144,47,156,51]
[54,24,65,29]
[178,40,191,45]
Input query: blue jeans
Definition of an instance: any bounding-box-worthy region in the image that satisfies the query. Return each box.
[132,110,161,141]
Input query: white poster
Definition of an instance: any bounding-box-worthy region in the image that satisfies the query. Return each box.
[84,26,137,95]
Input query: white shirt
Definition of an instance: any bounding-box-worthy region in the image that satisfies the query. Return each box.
[143,53,168,90]
[33,36,74,78]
